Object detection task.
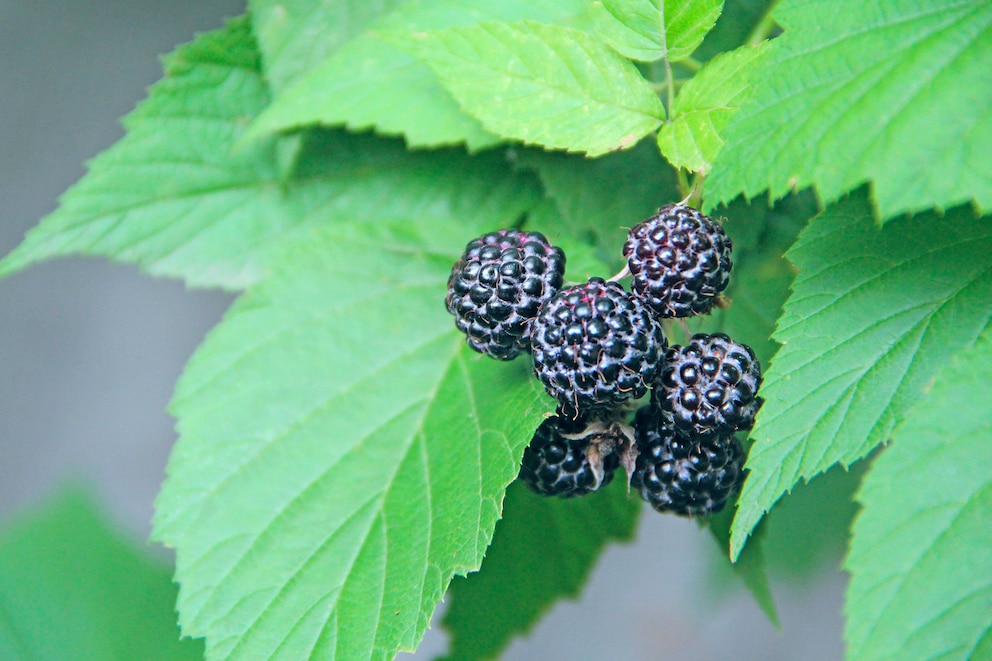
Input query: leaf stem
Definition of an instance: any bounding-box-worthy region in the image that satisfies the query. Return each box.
[746,0,781,45]
[679,56,703,73]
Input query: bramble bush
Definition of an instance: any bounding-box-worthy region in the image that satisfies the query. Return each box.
[1,1,990,659]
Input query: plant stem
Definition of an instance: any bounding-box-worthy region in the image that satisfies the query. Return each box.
[746,0,781,45]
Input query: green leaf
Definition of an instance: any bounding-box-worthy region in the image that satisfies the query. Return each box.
[729,190,992,560]
[657,43,767,173]
[517,140,680,267]
[706,0,992,219]
[705,502,777,625]
[441,479,640,661]
[761,463,864,577]
[0,487,202,661]
[245,0,590,151]
[152,220,552,660]
[249,0,405,91]
[0,17,540,290]
[591,0,724,62]
[395,21,665,156]
[845,333,992,661]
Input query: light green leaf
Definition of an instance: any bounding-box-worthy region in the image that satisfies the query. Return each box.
[245,0,590,151]
[395,21,665,156]
[657,43,767,173]
[706,0,992,219]
[152,220,551,660]
[592,0,724,62]
[729,190,992,559]
[249,0,405,91]
[441,479,640,661]
[0,17,540,290]
[0,488,202,661]
[845,333,992,661]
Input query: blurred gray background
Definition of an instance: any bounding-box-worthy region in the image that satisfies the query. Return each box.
[0,2,845,659]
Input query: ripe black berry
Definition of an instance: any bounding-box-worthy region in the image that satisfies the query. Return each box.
[446,229,566,360]
[654,333,762,436]
[623,204,732,318]
[530,278,666,419]
[519,415,620,497]
[631,407,745,517]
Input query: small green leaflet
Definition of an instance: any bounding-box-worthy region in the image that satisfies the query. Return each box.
[845,333,992,661]
[0,17,540,290]
[0,488,202,661]
[706,0,992,220]
[441,479,640,661]
[244,0,590,151]
[729,191,992,559]
[592,0,724,62]
[657,43,767,173]
[395,21,665,157]
[152,220,551,661]
[249,0,405,91]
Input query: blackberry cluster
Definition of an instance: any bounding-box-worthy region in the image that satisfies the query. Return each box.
[519,415,622,498]
[631,407,744,516]
[623,204,732,318]
[446,229,565,360]
[530,278,665,419]
[445,204,759,508]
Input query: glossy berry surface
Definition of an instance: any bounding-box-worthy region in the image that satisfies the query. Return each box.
[631,407,745,517]
[519,416,619,497]
[530,278,666,419]
[655,333,762,435]
[623,204,732,318]
[446,229,565,360]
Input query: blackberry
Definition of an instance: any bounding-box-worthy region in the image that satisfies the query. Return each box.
[519,415,621,497]
[530,278,666,419]
[446,229,566,360]
[623,204,732,318]
[631,407,745,517]
[655,333,762,435]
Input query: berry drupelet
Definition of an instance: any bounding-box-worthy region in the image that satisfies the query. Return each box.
[446,229,566,360]
[530,278,666,419]
[623,204,732,318]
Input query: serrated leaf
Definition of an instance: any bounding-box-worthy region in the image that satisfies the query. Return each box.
[706,0,992,219]
[0,488,202,661]
[249,0,404,91]
[0,17,540,290]
[245,0,590,151]
[591,0,724,62]
[657,43,767,173]
[845,333,992,661]
[517,140,679,267]
[395,21,665,156]
[729,190,992,560]
[440,479,640,661]
[152,220,551,660]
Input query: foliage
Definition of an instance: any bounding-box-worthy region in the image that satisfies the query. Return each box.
[0,488,202,661]
[1,0,990,659]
